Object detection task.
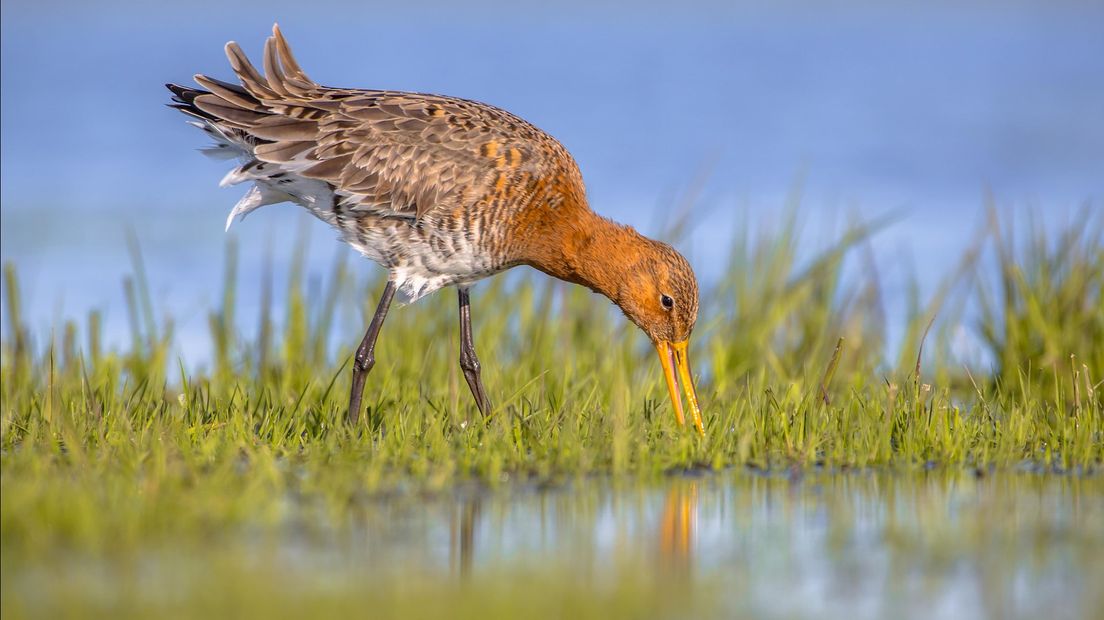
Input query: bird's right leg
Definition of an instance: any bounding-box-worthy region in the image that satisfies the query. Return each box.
[457,288,492,418]
[347,280,397,425]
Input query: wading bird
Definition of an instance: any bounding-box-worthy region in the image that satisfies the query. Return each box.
[168,25,703,433]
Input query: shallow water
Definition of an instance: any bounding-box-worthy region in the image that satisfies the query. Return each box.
[326,471,1104,618]
[6,470,1102,619]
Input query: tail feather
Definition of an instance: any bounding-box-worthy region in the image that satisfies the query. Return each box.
[187,120,244,160]
[224,41,277,100]
[167,82,203,104]
[263,24,315,97]
[168,23,331,230]
[224,185,294,231]
[194,94,270,126]
[192,75,264,111]
[272,23,311,83]
[262,37,292,97]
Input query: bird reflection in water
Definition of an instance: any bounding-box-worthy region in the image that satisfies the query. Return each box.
[450,493,482,578]
[658,481,699,574]
[446,482,699,579]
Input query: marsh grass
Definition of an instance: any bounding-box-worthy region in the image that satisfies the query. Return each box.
[0,209,1101,585]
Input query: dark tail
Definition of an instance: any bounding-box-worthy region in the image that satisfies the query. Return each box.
[166,83,216,121]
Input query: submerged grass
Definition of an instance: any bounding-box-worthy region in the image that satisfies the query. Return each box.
[0,209,1102,615]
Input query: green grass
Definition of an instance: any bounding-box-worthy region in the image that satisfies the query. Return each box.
[1,208,1102,618]
[3,209,1099,477]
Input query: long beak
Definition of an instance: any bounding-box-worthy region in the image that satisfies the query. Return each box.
[654,340,704,434]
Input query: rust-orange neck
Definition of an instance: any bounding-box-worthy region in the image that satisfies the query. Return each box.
[519,207,647,306]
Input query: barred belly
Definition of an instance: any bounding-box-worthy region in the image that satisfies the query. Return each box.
[339,210,508,303]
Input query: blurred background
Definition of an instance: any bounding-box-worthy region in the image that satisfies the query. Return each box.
[2,0,1102,364]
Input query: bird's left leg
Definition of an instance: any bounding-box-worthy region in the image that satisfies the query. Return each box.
[457,288,492,417]
[347,280,397,425]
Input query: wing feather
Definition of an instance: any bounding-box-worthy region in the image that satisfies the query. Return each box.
[176,23,563,220]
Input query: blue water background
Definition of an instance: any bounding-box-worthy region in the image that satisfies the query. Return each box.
[2,0,1102,365]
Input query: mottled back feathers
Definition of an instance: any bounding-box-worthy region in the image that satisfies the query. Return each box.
[169,24,578,223]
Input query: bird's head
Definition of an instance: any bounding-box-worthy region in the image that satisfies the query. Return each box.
[613,238,703,433]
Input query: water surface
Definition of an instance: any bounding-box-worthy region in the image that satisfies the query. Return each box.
[6,470,1101,619]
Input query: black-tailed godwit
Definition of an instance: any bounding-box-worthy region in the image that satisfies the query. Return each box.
[167,24,704,433]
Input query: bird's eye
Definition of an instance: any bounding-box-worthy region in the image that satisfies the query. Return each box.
[661,294,674,310]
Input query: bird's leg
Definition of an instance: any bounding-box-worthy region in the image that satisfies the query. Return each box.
[457,288,492,418]
[347,280,397,425]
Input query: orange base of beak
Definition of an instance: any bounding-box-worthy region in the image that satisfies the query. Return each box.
[655,340,703,434]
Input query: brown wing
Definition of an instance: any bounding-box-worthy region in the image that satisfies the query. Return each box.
[189,24,554,220]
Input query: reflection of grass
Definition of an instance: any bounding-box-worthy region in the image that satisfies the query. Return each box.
[2,471,1101,619]
[3,551,726,619]
[0,209,1102,616]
